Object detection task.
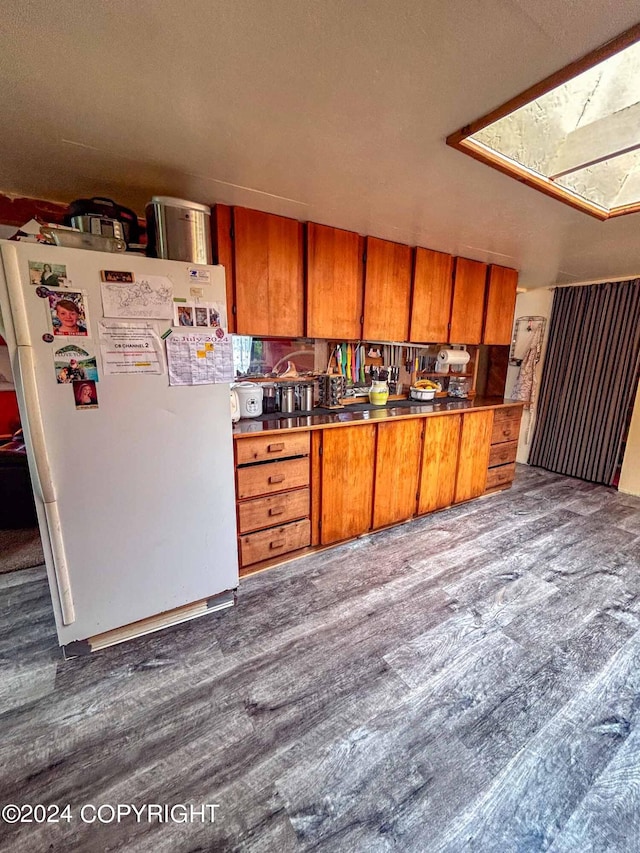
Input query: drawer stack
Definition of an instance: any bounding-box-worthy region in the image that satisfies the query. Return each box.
[235,432,311,569]
[485,406,522,492]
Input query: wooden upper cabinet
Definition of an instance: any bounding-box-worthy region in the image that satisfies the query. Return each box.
[320,424,376,544]
[450,257,488,344]
[409,248,453,343]
[483,264,518,345]
[418,414,461,514]
[306,223,364,340]
[233,207,304,337]
[373,419,423,529]
[454,410,493,503]
[211,204,236,333]
[363,237,413,342]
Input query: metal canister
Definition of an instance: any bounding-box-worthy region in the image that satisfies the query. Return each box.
[280,384,296,413]
[303,383,314,411]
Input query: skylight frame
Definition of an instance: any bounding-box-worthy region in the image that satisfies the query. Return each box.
[446,24,640,220]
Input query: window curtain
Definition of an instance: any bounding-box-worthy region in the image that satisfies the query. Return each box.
[528,280,640,485]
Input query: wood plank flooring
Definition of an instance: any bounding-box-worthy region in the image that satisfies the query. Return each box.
[1,465,639,852]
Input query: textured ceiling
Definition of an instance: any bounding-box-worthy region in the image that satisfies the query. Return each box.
[1,0,640,288]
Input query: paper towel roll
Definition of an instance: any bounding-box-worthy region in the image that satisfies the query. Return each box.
[438,348,470,366]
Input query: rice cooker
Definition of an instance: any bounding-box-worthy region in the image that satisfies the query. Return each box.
[230,388,241,423]
[233,382,264,418]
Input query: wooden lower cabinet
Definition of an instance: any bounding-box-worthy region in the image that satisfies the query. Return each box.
[454,411,494,503]
[235,431,311,569]
[320,424,376,545]
[234,404,524,572]
[240,519,310,566]
[373,419,423,529]
[485,405,523,493]
[238,488,310,534]
[236,456,309,501]
[418,414,461,514]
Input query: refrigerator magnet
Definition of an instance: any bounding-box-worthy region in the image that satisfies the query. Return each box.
[45,289,90,338]
[73,380,99,410]
[28,260,67,288]
[54,344,99,384]
[173,300,195,327]
[101,270,135,283]
[194,305,209,328]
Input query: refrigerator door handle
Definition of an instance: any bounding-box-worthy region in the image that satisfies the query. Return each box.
[17,345,76,625]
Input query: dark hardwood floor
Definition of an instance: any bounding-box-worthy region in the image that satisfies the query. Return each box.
[1,465,639,852]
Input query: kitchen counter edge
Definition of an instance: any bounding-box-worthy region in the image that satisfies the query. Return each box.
[232,397,523,439]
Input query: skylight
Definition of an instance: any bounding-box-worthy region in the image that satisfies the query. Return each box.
[447,25,640,219]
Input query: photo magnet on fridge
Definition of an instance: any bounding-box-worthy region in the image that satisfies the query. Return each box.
[194,305,209,327]
[28,260,67,288]
[46,289,89,337]
[54,344,99,384]
[73,380,98,409]
[174,302,195,327]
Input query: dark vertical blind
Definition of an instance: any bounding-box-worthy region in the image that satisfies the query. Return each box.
[529,280,640,485]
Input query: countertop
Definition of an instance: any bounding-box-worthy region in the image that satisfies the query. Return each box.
[232,396,522,438]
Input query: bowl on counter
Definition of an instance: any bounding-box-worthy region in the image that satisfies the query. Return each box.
[409,386,437,401]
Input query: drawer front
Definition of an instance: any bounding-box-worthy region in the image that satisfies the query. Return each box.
[485,462,516,490]
[238,488,310,534]
[236,432,310,465]
[236,457,310,500]
[491,414,522,445]
[240,519,311,566]
[493,406,522,424]
[488,440,518,468]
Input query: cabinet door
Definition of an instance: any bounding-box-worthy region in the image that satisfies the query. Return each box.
[450,257,487,344]
[410,248,453,343]
[320,425,376,544]
[211,204,236,333]
[363,237,413,342]
[233,207,304,337]
[417,415,461,514]
[454,411,493,503]
[373,419,423,529]
[483,265,518,345]
[306,223,364,340]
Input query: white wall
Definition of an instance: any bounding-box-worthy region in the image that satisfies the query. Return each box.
[505,287,554,464]
[619,382,640,496]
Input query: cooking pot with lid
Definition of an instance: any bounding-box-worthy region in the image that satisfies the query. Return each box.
[145,196,212,264]
[65,197,140,246]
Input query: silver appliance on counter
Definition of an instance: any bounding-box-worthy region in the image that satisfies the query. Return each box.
[145,196,213,265]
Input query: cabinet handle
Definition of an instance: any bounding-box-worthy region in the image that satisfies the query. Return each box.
[268,442,285,452]
[269,539,285,549]
[269,474,285,484]
[269,506,285,516]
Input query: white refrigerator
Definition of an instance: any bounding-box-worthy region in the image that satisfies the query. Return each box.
[0,240,239,655]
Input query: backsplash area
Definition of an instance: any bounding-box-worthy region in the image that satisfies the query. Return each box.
[232,337,327,378]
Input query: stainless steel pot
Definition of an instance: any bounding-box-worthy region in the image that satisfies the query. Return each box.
[145,196,212,264]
